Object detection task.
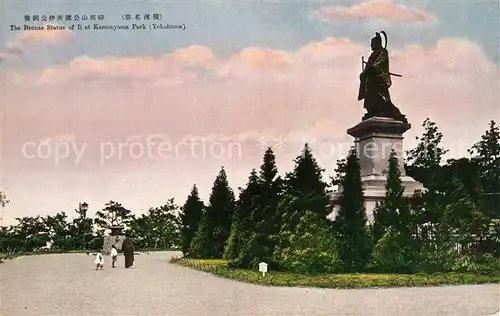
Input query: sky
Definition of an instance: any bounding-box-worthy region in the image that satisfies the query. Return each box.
[0,0,499,225]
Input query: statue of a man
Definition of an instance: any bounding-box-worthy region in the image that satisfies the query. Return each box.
[358,31,407,123]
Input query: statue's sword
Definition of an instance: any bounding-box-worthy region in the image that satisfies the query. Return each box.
[362,59,402,77]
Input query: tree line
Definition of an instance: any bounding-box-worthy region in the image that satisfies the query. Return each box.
[0,199,180,253]
[181,119,500,274]
[0,118,498,275]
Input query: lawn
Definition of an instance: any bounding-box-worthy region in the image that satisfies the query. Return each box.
[172,257,500,289]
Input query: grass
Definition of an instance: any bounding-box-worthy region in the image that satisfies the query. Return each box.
[171,257,500,289]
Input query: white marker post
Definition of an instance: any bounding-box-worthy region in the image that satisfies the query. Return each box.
[259,262,268,277]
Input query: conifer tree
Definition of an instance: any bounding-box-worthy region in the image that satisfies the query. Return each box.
[372,150,411,243]
[334,148,371,272]
[283,143,329,224]
[205,167,236,258]
[187,210,210,258]
[228,169,260,266]
[253,147,283,264]
[223,209,241,261]
[254,147,282,226]
[371,150,416,272]
[180,185,204,255]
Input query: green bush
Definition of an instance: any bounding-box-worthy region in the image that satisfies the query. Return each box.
[273,211,342,275]
[450,253,500,274]
[369,227,417,273]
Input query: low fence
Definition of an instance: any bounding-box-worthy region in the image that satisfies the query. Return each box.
[414,225,499,256]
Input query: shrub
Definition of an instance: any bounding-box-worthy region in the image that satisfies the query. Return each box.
[369,227,417,273]
[273,211,341,275]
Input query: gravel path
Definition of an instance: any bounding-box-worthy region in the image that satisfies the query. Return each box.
[0,251,498,316]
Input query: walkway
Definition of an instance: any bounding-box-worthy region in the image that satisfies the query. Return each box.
[0,251,498,315]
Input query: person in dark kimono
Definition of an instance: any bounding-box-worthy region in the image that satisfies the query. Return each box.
[358,32,407,123]
[122,236,135,268]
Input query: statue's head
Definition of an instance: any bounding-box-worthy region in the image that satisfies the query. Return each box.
[370,32,383,51]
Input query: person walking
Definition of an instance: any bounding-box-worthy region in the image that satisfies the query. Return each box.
[122,236,135,268]
[94,250,104,270]
[110,245,118,268]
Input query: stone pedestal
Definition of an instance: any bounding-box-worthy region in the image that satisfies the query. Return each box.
[330,117,424,222]
[102,226,126,255]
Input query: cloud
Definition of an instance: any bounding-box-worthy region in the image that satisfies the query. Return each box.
[23,38,362,85]
[318,0,436,23]
[25,45,217,85]
[2,35,498,225]
[0,26,74,62]
[3,36,498,171]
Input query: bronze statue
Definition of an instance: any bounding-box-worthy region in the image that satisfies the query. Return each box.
[358,31,407,123]
[122,236,135,268]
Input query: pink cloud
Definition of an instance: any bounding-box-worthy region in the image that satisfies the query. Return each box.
[0,26,74,62]
[169,45,218,67]
[7,37,497,145]
[1,36,498,221]
[318,0,436,23]
[28,45,216,85]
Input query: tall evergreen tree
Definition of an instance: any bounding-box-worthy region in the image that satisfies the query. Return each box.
[223,209,241,261]
[334,148,371,272]
[255,147,282,226]
[372,151,411,243]
[187,210,210,258]
[227,169,261,266]
[180,185,204,255]
[371,150,417,272]
[283,143,329,224]
[205,167,236,258]
[254,148,283,264]
[469,120,500,218]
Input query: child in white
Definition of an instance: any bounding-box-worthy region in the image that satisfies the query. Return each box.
[110,245,118,268]
[94,251,104,270]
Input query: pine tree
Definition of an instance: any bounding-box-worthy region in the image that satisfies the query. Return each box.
[371,150,416,272]
[228,169,260,266]
[180,185,204,256]
[372,150,410,242]
[187,210,210,258]
[334,148,371,272]
[253,147,283,265]
[255,147,282,226]
[223,209,241,261]
[469,120,500,218]
[283,143,329,224]
[205,167,236,258]
[94,201,133,232]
